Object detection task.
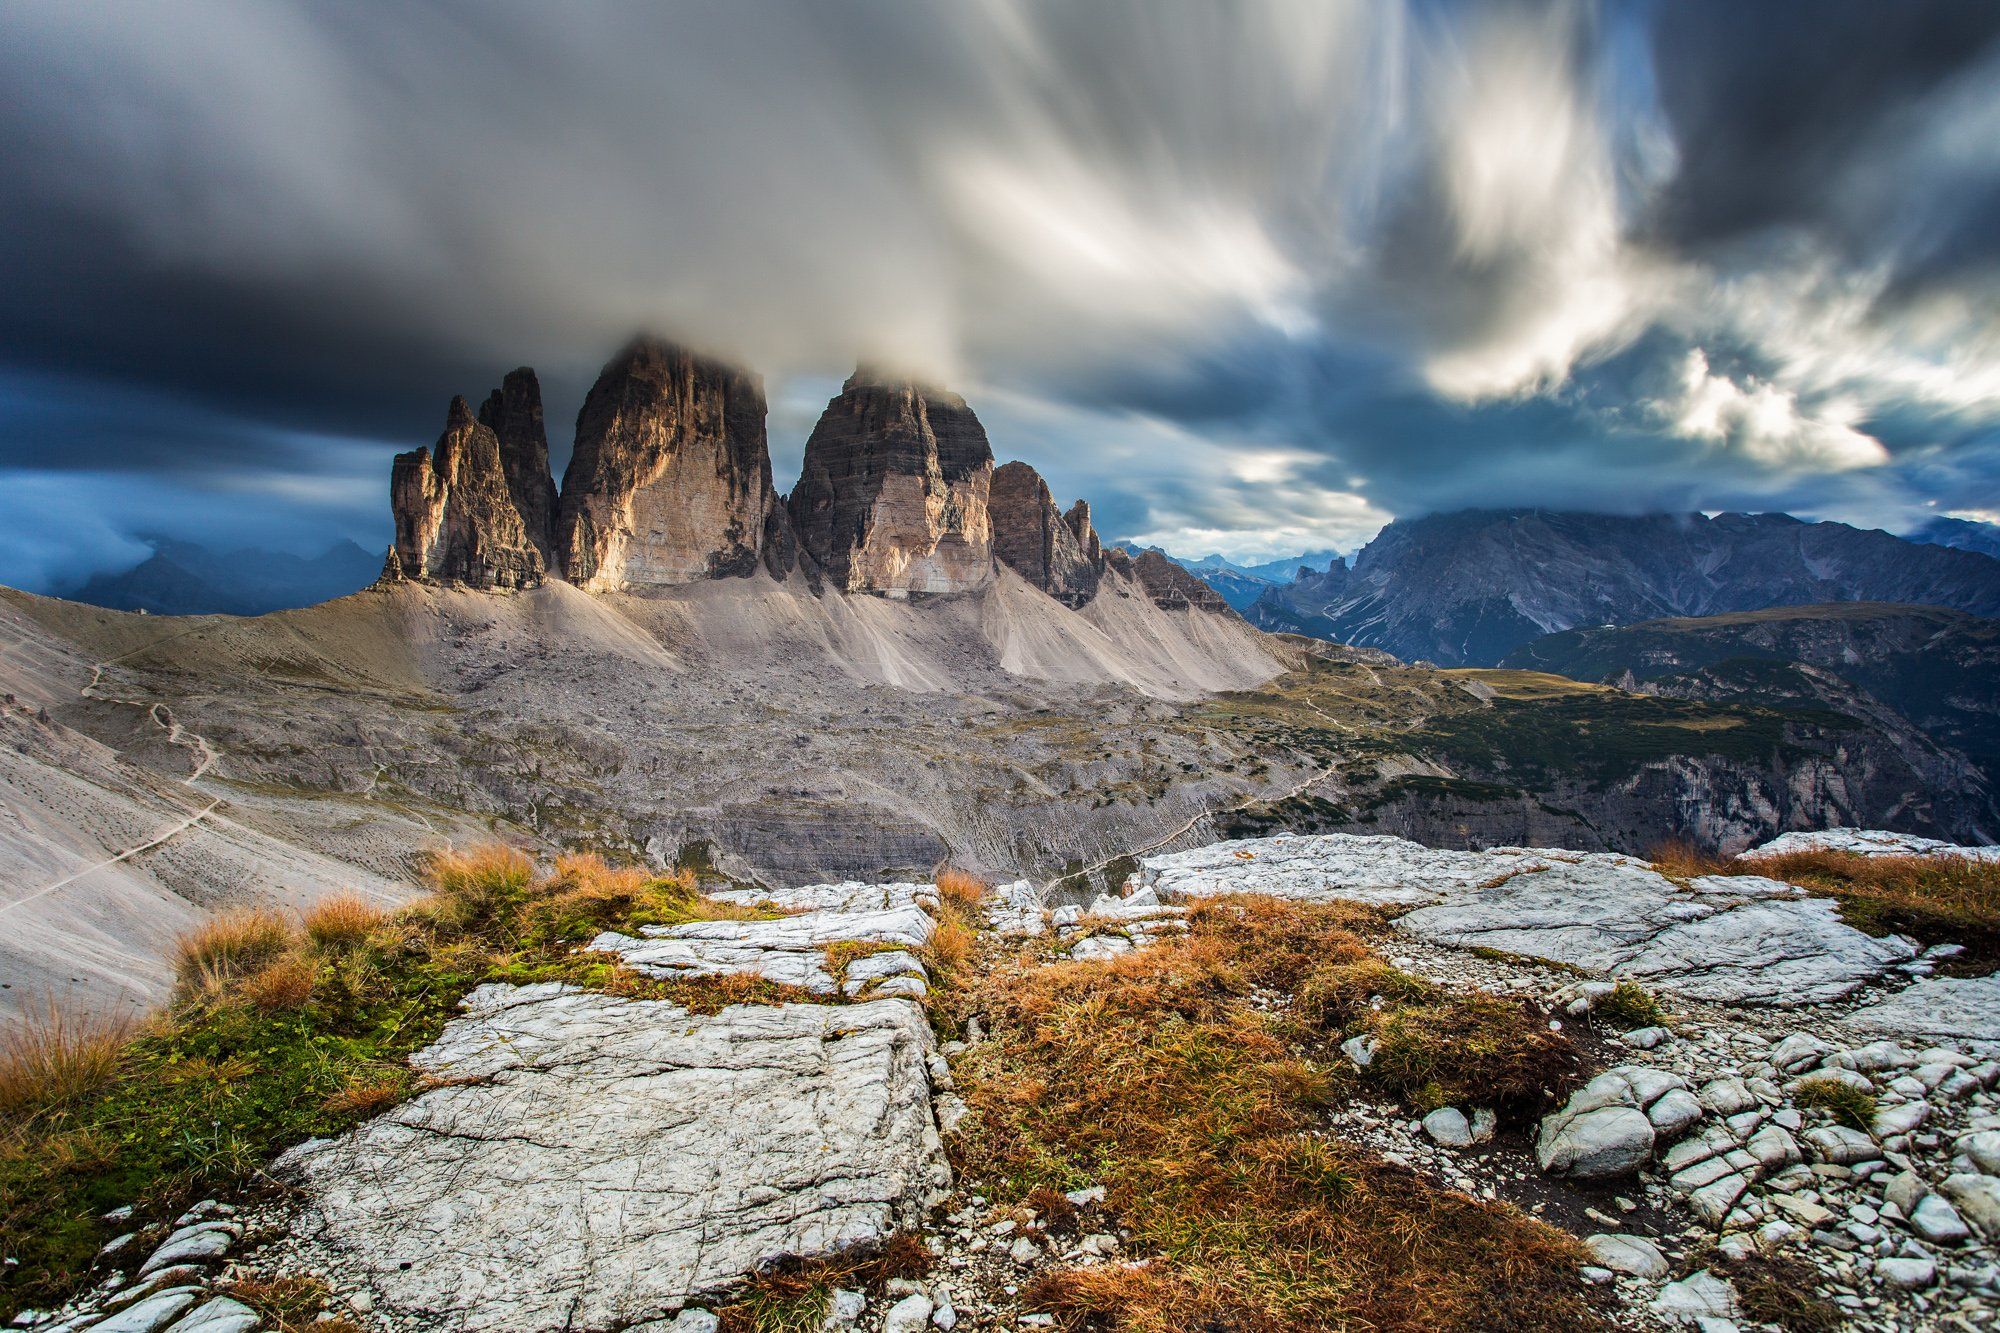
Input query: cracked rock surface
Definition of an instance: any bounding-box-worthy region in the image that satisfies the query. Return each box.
[1141,833,1927,1007]
[275,983,949,1332]
[591,905,936,994]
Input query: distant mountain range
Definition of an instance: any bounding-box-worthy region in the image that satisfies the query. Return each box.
[65,537,381,616]
[1242,509,2000,666]
[1910,515,2000,561]
[1120,545,1342,612]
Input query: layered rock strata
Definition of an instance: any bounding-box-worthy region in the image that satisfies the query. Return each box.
[388,397,545,589]
[989,461,1103,606]
[477,368,558,565]
[556,338,791,591]
[790,370,995,594]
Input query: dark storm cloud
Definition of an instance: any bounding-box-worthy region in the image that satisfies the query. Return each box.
[0,0,1997,581]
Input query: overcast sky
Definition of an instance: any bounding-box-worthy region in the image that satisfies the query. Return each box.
[3,0,1999,587]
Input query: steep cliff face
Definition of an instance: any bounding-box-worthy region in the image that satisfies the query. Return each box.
[789,371,995,594]
[1251,509,2000,666]
[555,338,790,591]
[477,368,558,566]
[389,397,544,590]
[989,461,1101,606]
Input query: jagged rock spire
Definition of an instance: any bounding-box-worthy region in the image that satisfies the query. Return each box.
[390,396,545,590]
[989,461,1103,607]
[788,369,995,595]
[555,337,793,591]
[478,368,558,567]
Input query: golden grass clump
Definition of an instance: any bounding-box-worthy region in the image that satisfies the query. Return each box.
[947,893,1606,1331]
[242,955,316,1012]
[0,1001,134,1120]
[419,844,536,932]
[935,866,991,908]
[173,908,299,995]
[303,891,388,952]
[1648,837,1739,881]
[320,1074,408,1120]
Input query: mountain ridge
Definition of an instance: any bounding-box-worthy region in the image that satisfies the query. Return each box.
[1250,508,2000,666]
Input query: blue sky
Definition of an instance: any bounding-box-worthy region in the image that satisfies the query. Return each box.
[3,0,1999,587]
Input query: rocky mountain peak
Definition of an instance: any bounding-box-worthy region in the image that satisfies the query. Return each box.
[989,461,1102,607]
[477,367,557,566]
[789,368,995,594]
[389,396,545,590]
[555,337,792,591]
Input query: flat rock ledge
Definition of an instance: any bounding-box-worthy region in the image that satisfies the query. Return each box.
[1139,832,1935,1008]
[276,983,950,1333]
[590,904,936,996]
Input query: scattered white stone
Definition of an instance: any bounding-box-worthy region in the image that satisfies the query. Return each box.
[87,1289,203,1333]
[1585,1233,1670,1279]
[1910,1193,1972,1245]
[1652,1269,1739,1322]
[1422,1108,1475,1149]
[161,1297,263,1333]
[1876,1254,1938,1290]
[1939,1174,2000,1240]
[882,1294,933,1333]
[825,1289,868,1327]
[136,1223,236,1276]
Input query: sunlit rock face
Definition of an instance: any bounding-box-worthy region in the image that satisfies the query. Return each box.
[389,396,545,590]
[989,461,1102,607]
[477,367,558,567]
[789,369,995,595]
[555,337,792,592]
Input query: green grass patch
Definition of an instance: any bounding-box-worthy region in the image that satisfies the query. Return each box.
[1792,1077,1877,1131]
[0,848,794,1319]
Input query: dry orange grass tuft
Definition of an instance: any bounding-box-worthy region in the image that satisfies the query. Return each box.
[949,894,1605,1332]
[425,843,536,896]
[0,1001,133,1119]
[242,955,316,1012]
[321,1074,407,1120]
[922,913,978,979]
[935,866,990,908]
[173,908,298,995]
[1648,838,1738,881]
[303,892,388,951]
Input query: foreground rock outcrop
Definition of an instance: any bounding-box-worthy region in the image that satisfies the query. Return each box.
[388,398,545,589]
[555,338,792,590]
[279,982,948,1332]
[1140,832,1941,1008]
[789,371,995,595]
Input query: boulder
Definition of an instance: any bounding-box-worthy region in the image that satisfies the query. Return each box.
[1584,1233,1670,1279]
[1537,1104,1655,1179]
